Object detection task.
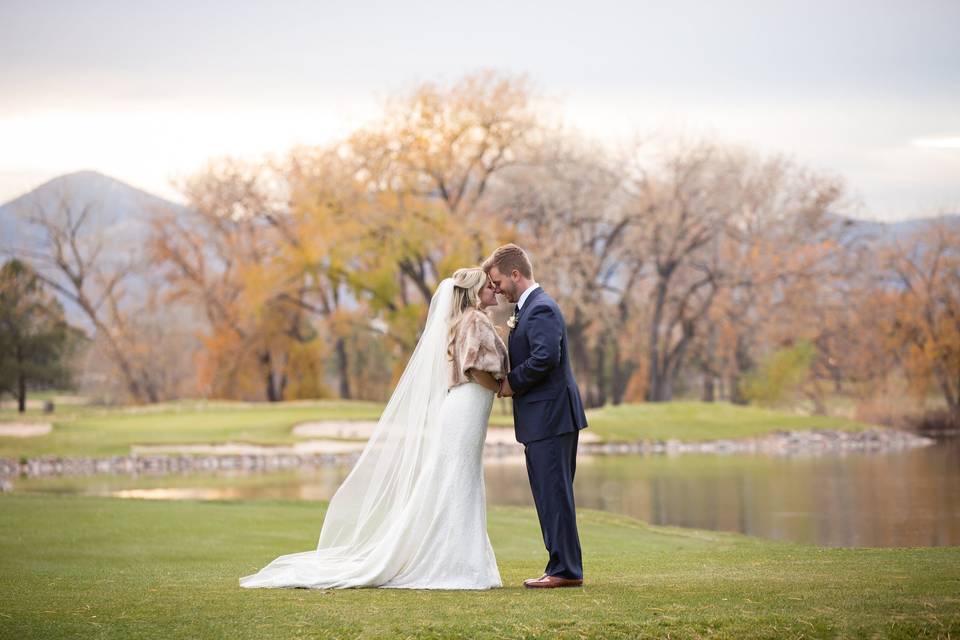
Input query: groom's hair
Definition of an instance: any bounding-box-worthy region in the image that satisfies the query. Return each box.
[482,244,534,279]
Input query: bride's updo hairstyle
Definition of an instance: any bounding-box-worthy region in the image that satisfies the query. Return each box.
[447,267,487,361]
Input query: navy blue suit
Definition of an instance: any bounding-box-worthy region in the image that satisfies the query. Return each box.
[507,286,588,580]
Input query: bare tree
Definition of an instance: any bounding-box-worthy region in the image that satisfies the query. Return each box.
[4,186,178,402]
[624,140,732,402]
[343,70,542,310]
[151,158,316,402]
[493,134,647,406]
[883,218,960,419]
[703,152,846,405]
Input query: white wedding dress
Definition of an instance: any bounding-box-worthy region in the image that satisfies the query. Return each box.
[239,279,502,590]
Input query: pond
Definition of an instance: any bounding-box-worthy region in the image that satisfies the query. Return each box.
[7,437,959,548]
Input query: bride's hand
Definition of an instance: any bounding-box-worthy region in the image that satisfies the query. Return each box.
[468,369,502,393]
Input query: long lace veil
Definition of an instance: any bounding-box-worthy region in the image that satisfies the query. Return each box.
[314,277,455,552]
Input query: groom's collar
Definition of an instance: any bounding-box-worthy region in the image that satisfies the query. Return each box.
[516,283,541,312]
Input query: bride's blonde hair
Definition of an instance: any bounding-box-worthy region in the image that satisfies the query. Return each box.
[447,267,487,361]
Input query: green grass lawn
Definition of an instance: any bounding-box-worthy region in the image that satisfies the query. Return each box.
[0,399,879,459]
[583,402,874,442]
[0,400,385,458]
[0,494,956,639]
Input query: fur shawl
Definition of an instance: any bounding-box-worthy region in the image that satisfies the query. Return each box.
[449,308,509,389]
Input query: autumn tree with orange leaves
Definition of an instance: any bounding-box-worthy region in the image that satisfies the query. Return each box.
[297,71,539,360]
[882,219,960,420]
[151,159,329,402]
[104,69,960,416]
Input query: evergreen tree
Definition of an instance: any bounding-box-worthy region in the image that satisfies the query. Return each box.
[0,260,77,412]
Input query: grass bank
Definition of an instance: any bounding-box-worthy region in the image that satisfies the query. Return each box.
[0,399,877,459]
[1,494,956,639]
[584,401,874,441]
[0,400,384,458]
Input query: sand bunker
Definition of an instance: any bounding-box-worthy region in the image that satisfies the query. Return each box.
[484,428,599,444]
[292,421,599,445]
[128,420,599,456]
[0,422,53,437]
[291,421,378,439]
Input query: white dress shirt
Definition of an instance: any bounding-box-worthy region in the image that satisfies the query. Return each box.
[516,283,540,312]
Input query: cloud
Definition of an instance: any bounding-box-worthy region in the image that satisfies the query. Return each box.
[912,136,960,150]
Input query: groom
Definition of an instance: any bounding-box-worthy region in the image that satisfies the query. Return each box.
[483,244,588,589]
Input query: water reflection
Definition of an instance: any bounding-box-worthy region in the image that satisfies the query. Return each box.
[543,440,960,548]
[9,439,960,548]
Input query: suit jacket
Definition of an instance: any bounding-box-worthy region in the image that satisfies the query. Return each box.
[506,287,589,444]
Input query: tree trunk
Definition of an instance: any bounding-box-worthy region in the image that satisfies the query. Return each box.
[594,338,607,407]
[730,334,752,405]
[664,321,694,400]
[611,348,627,405]
[261,351,286,402]
[265,371,279,402]
[646,279,668,402]
[142,374,160,404]
[17,372,26,413]
[936,366,959,420]
[567,318,596,407]
[701,373,715,402]
[336,337,351,399]
[806,388,827,416]
[701,321,718,402]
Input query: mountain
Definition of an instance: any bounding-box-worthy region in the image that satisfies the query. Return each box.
[0,171,190,328]
[0,170,187,254]
[826,211,960,247]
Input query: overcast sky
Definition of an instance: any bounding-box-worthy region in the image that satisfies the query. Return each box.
[1,0,958,220]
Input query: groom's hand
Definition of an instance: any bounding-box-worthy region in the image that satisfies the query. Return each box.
[498,377,515,398]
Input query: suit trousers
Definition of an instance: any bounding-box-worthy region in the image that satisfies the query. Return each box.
[523,429,583,580]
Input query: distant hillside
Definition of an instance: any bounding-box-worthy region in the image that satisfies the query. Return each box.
[0,170,187,253]
[0,171,190,328]
[826,211,960,246]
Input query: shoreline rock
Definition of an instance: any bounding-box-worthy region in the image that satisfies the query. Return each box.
[0,427,937,483]
[581,427,936,456]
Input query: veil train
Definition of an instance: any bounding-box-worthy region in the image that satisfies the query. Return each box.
[239,278,455,589]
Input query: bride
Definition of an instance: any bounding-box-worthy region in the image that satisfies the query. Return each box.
[240,267,508,590]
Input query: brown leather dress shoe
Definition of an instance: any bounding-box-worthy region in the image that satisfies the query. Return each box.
[523,574,583,589]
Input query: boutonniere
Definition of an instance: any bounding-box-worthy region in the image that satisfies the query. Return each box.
[507,311,518,329]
